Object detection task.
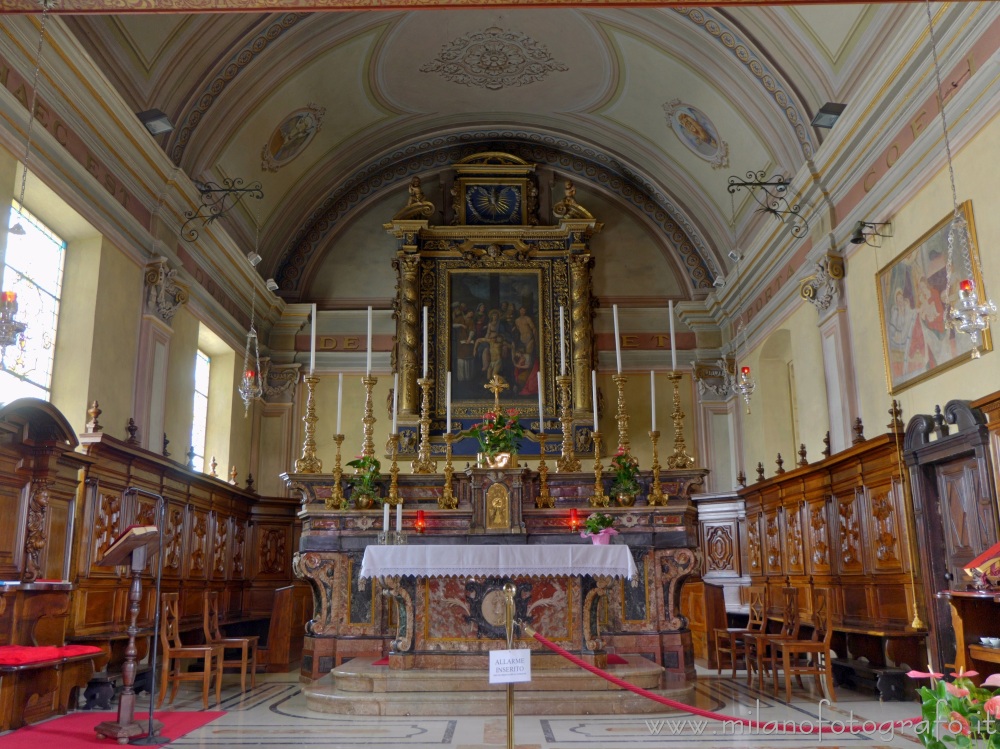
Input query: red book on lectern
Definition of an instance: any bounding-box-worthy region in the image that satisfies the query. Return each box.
[97,525,159,567]
[965,540,1000,578]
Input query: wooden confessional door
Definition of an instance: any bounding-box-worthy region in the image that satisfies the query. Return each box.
[906,401,999,671]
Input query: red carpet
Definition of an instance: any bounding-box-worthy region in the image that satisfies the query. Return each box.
[0,711,224,747]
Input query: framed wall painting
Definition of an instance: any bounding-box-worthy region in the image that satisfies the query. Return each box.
[876,200,990,395]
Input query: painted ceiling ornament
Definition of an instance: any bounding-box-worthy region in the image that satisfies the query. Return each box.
[662,99,730,170]
[420,26,567,91]
[260,103,325,173]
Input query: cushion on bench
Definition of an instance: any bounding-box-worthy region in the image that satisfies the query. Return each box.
[57,644,102,658]
[0,645,62,666]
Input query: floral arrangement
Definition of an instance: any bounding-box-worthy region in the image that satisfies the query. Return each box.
[346,454,382,501]
[469,408,524,457]
[907,668,1000,747]
[610,448,641,497]
[583,512,616,536]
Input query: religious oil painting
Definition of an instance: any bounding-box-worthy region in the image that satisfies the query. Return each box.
[260,104,325,173]
[877,201,990,395]
[448,269,542,406]
[662,99,730,170]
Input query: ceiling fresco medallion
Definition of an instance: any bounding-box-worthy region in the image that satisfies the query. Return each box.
[420,26,568,91]
[260,103,326,173]
[662,99,729,170]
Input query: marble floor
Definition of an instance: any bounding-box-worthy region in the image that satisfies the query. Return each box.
[37,666,928,749]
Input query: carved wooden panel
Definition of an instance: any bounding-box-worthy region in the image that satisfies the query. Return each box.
[212,513,229,579]
[746,512,762,574]
[869,483,902,571]
[783,503,804,575]
[807,500,831,573]
[163,505,185,574]
[836,491,865,574]
[704,524,735,572]
[91,492,121,569]
[764,510,782,574]
[186,509,209,579]
[259,527,288,576]
[231,520,247,580]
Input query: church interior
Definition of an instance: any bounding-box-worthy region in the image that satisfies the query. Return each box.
[1,0,1000,747]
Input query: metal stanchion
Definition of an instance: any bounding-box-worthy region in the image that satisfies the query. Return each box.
[503,582,516,749]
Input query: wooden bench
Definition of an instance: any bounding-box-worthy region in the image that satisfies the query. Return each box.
[831,657,910,701]
[828,625,925,702]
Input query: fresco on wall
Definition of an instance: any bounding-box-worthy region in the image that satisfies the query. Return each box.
[877,201,991,394]
[260,104,325,173]
[663,99,730,169]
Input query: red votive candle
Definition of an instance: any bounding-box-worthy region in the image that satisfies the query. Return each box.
[570,507,579,530]
[960,279,973,293]
[1,291,15,305]
[245,370,255,379]
[415,510,426,533]
[741,366,751,377]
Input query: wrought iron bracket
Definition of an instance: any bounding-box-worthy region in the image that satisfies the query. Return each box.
[727,170,808,238]
[181,178,263,242]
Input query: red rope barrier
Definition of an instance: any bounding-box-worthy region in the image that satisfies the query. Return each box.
[523,623,921,734]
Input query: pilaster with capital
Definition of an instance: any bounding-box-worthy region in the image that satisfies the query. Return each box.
[143,258,188,324]
[569,254,595,412]
[394,253,421,414]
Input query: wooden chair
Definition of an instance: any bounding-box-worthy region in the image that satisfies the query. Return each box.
[203,591,258,693]
[772,588,835,703]
[158,593,223,709]
[742,586,800,692]
[713,585,766,677]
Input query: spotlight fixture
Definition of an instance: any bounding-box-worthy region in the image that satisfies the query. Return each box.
[712,276,726,288]
[137,109,174,136]
[849,221,893,246]
[811,102,846,129]
[247,251,262,267]
[728,250,742,261]
[265,278,279,292]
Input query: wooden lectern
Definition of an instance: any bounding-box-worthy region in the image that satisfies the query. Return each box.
[94,526,163,744]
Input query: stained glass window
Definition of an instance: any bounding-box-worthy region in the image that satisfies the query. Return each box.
[0,201,65,402]
[191,349,210,472]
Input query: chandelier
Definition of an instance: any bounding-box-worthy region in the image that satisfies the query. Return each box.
[0,291,27,355]
[924,0,995,357]
[720,252,755,413]
[238,230,264,414]
[730,360,756,415]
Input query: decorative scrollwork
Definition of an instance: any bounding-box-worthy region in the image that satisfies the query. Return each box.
[727,170,808,238]
[181,178,264,242]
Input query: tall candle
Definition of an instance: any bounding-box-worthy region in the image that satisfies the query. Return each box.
[383,502,389,529]
[537,371,544,430]
[650,370,656,432]
[366,306,373,375]
[391,372,399,434]
[310,303,317,375]
[591,370,599,432]
[423,306,429,378]
[336,372,343,435]
[559,306,566,376]
[446,371,452,433]
[396,502,402,533]
[669,300,677,371]
[613,304,622,374]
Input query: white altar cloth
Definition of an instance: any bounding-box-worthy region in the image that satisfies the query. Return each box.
[359,544,637,581]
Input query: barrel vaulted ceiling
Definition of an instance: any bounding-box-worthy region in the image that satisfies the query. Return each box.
[63,4,916,300]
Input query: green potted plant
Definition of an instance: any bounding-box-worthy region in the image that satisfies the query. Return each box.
[345,454,382,509]
[469,408,525,467]
[581,512,618,544]
[907,668,1000,747]
[610,448,640,506]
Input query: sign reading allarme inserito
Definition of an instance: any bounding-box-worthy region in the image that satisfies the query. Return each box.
[489,649,532,684]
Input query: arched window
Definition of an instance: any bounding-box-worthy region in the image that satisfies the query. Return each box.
[0,201,66,401]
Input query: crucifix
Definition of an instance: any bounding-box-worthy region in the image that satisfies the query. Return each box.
[485,375,510,413]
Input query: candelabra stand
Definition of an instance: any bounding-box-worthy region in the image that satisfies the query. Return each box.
[589,431,609,507]
[535,433,554,508]
[295,375,323,473]
[386,434,401,506]
[665,372,695,469]
[411,376,437,473]
[556,374,580,472]
[612,373,630,454]
[647,430,666,506]
[439,433,457,509]
[325,434,346,509]
[361,375,377,459]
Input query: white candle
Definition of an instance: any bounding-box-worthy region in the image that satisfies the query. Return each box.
[383,502,389,529]
[537,371,544,430]
[310,303,317,375]
[423,306,429,378]
[559,306,566,376]
[591,370,598,432]
[669,300,677,371]
[613,304,622,374]
[396,502,402,532]
[336,372,343,435]
[446,371,452,434]
[650,370,656,432]
[366,306,373,376]
[391,372,399,434]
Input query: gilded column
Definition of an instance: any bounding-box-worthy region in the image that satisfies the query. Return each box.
[395,253,420,415]
[569,254,594,412]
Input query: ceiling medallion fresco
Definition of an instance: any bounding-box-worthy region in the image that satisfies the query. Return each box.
[420,26,568,90]
[260,103,326,173]
[663,99,729,170]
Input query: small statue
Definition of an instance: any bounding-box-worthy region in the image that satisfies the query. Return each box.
[392,176,435,220]
[552,179,594,220]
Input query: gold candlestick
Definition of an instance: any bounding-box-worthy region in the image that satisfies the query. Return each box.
[589,431,609,507]
[556,374,581,472]
[612,373,630,454]
[361,374,378,459]
[295,374,323,473]
[326,434,346,509]
[535,433,554,508]
[386,433,402,506]
[411,376,437,473]
[439,433,457,509]
[665,372,695,469]
[647,430,666,506]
